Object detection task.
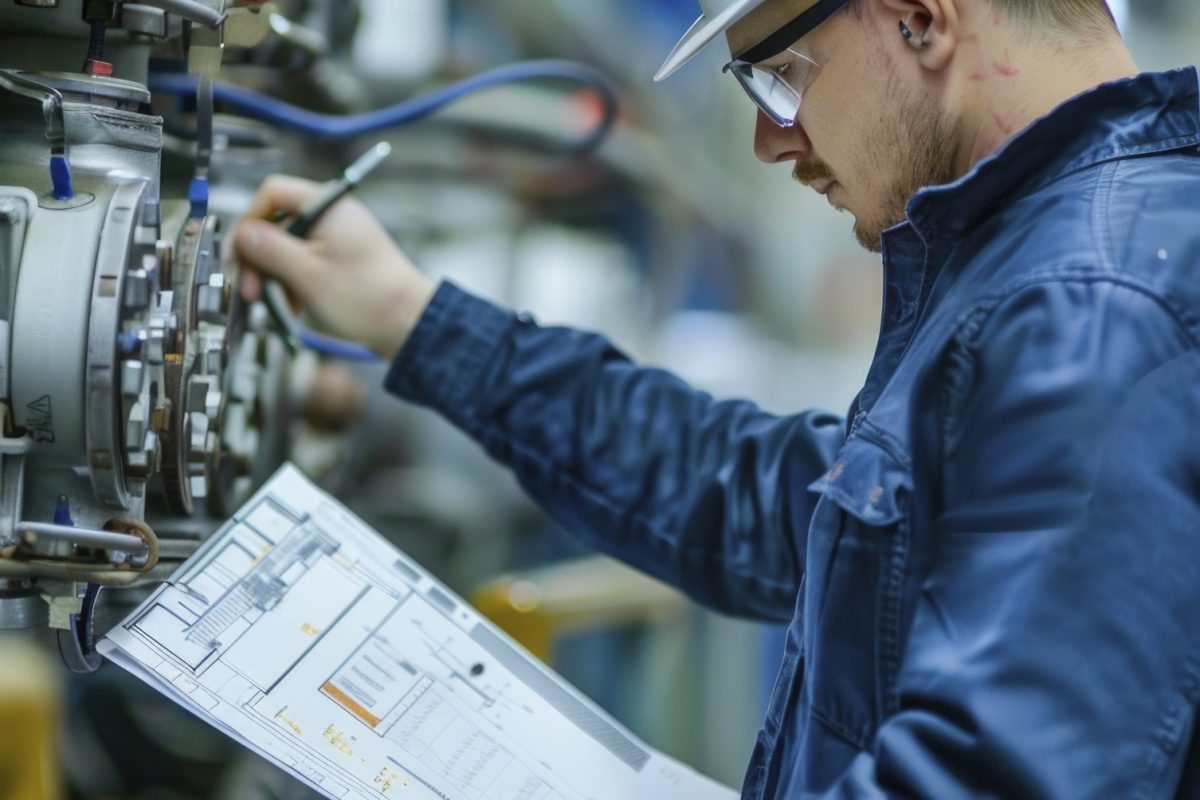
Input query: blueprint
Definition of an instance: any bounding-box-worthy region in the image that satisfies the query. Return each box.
[99,464,736,800]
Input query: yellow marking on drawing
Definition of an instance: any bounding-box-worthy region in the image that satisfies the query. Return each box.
[250,544,273,567]
[323,724,355,756]
[300,622,319,637]
[274,706,302,736]
[374,767,402,793]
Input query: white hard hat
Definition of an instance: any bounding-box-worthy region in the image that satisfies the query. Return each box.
[654,0,771,82]
[655,0,847,82]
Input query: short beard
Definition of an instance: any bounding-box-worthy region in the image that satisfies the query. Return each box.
[853,72,959,252]
[792,72,960,253]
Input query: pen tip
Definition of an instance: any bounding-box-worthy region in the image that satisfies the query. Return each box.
[344,142,392,185]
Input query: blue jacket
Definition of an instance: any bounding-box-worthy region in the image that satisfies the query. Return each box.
[386,68,1200,798]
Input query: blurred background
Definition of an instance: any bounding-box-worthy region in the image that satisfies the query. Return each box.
[0,0,1197,797]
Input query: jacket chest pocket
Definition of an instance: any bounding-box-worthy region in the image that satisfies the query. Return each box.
[803,423,912,749]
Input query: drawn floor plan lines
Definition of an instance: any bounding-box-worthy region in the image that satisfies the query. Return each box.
[99,464,737,800]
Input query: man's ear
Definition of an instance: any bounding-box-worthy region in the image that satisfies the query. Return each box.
[878,0,961,72]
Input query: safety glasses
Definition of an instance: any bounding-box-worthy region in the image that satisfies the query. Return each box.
[723,0,848,127]
[722,49,821,128]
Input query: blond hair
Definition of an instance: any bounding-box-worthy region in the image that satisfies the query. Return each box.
[848,0,1117,34]
[993,0,1116,32]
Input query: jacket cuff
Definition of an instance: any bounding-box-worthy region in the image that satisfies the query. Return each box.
[383,281,515,423]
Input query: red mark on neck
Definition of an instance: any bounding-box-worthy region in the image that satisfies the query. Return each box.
[968,70,989,82]
[992,49,1019,77]
[992,10,1003,25]
[991,111,1015,137]
[960,33,981,44]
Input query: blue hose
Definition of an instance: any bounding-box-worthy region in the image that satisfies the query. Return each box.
[148,60,619,153]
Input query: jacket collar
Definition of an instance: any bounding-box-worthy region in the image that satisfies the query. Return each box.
[907,67,1200,241]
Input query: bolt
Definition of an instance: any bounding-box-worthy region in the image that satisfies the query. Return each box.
[124,271,151,311]
[145,329,166,364]
[196,283,223,323]
[126,402,147,450]
[121,360,146,398]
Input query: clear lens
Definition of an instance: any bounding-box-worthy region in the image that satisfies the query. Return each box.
[724,50,820,128]
[727,63,802,127]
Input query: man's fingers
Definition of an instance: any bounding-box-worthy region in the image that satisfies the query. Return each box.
[243,174,325,222]
[238,266,262,302]
[233,220,322,298]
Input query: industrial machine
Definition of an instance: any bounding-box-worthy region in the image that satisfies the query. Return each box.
[0,0,288,672]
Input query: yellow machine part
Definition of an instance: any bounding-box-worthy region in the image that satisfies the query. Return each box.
[472,555,687,664]
[0,641,61,800]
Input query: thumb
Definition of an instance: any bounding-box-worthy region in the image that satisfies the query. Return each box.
[233,220,321,296]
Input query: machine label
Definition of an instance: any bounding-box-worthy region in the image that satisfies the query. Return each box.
[25,394,54,443]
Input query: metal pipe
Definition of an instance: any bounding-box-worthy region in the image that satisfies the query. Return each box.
[0,559,143,587]
[133,0,227,29]
[188,73,214,217]
[16,521,148,554]
[0,70,65,153]
[0,70,73,198]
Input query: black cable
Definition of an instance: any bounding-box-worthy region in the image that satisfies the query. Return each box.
[58,582,103,673]
[77,582,102,653]
[84,20,106,69]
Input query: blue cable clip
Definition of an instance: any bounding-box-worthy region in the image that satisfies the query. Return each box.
[53,495,74,526]
[50,154,74,200]
[188,176,209,218]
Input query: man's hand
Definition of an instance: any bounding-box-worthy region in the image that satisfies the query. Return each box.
[232,174,436,362]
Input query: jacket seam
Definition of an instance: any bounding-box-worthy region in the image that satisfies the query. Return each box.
[878,514,909,715]
[1132,649,1200,800]
[810,705,870,751]
[1090,161,1119,273]
[855,422,913,470]
[940,272,1200,450]
[951,271,1200,351]
[1026,131,1200,200]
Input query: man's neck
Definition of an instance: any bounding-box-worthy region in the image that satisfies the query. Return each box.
[955,27,1140,176]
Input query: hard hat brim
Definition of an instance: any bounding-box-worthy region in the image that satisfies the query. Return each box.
[654,0,766,82]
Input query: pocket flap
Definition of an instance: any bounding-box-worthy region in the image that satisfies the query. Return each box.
[808,424,912,526]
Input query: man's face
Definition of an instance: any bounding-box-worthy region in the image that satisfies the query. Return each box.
[749,6,960,252]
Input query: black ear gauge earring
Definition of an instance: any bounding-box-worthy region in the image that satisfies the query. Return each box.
[899,19,930,48]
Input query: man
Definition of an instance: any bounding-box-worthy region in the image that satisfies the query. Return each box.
[233,0,1200,795]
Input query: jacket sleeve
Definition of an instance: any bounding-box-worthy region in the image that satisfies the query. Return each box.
[384,281,846,622]
[829,280,1200,797]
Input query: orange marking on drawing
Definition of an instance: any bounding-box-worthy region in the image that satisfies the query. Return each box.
[321,681,381,728]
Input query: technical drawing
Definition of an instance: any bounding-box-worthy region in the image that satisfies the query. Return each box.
[100,464,735,800]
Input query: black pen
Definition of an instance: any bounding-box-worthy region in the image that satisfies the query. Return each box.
[262,142,393,351]
[283,141,392,238]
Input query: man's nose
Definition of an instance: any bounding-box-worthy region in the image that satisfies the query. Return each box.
[753,109,812,164]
